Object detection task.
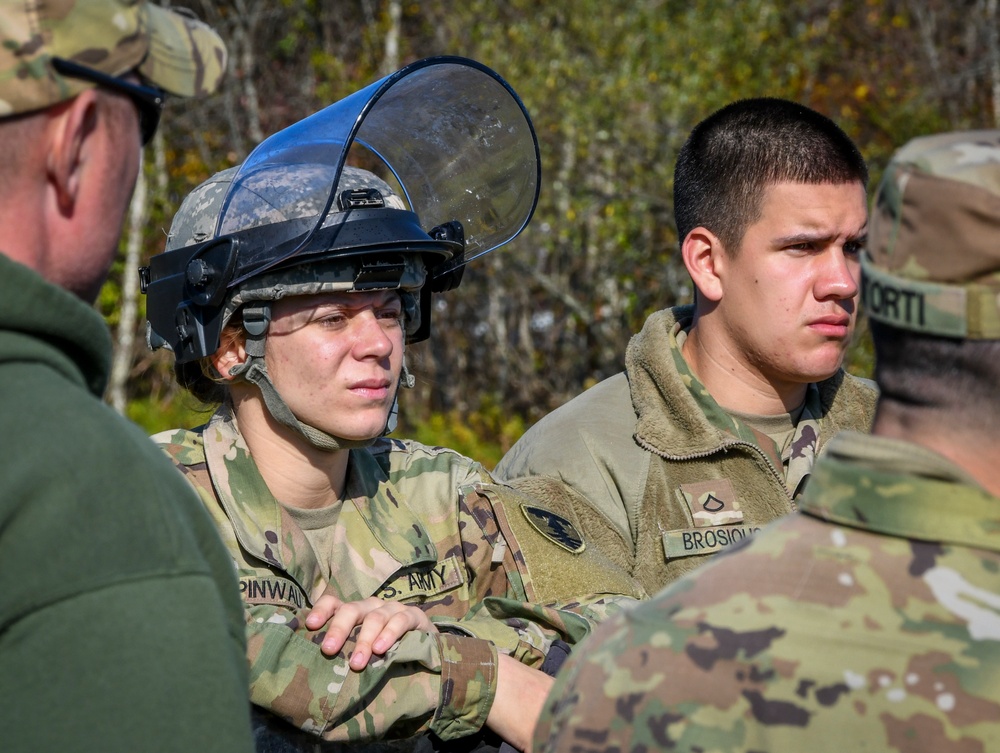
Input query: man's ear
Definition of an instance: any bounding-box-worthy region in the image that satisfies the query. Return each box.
[681,227,727,303]
[46,90,100,215]
[211,338,248,382]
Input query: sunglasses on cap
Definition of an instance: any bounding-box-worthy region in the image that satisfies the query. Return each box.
[51,58,165,146]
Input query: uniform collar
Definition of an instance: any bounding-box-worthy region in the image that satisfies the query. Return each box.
[627,305,725,457]
[800,432,1000,552]
[203,407,437,600]
[332,447,439,599]
[0,254,111,397]
[628,306,823,495]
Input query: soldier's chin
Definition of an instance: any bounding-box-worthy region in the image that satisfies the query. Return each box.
[781,348,848,385]
[332,414,393,442]
[812,351,850,381]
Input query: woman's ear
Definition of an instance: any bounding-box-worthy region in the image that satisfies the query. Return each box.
[681,226,727,304]
[211,337,248,381]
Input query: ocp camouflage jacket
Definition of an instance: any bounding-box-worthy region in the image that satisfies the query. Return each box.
[154,406,603,744]
[533,432,1000,753]
[497,305,878,595]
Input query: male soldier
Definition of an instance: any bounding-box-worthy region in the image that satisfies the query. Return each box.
[497,98,877,594]
[0,2,253,750]
[533,129,1000,752]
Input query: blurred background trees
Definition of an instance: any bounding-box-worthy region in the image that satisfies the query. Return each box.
[107,0,999,466]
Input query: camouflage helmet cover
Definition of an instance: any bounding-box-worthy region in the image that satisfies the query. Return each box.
[165,165,408,250]
[0,0,227,117]
[165,163,425,318]
[148,163,443,359]
[863,129,1000,339]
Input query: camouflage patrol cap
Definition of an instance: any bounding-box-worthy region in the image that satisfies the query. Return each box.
[0,0,226,118]
[863,130,1000,339]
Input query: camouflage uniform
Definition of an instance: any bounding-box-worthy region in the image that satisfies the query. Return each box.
[497,305,876,595]
[155,405,636,744]
[533,131,1000,753]
[533,433,1000,753]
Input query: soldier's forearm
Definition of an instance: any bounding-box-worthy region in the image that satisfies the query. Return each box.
[245,607,499,742]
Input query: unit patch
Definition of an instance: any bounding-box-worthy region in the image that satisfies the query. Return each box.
[376,555,465,601]
[521,504,585,554]
[676,479,744,527]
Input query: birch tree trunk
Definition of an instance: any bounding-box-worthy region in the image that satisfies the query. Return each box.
[233,0,265,144]
[108,156,149,415]
[383,0,402,75]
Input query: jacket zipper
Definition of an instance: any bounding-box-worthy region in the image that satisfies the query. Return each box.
[635,437,797,511]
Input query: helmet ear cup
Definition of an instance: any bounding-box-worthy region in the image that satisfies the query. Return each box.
[428,221,466,293]
[410,287,432,343]
[141,236,232,364]
[184,238,239,307]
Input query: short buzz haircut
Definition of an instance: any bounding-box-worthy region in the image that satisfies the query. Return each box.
[673,97,868,254]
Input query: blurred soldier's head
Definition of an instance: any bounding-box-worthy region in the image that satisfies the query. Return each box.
[0,0,226,301]
[863,130,1000,436]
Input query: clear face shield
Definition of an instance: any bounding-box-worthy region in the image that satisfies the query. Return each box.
[142,56,540,364]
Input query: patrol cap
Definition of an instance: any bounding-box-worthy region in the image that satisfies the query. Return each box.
[0,0,227,118]
[863,130,1000,339]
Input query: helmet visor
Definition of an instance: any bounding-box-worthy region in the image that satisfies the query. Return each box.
[216,56,540,286]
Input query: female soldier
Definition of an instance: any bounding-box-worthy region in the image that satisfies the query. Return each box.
[147,164,589,751]
[140,60,635,751]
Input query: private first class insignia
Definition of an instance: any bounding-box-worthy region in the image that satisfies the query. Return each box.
[521,504,586,554]
[662,478,758,560]
[678,479,744,526]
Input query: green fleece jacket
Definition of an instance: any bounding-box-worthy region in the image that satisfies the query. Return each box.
[0,255,252,752]
[497,305,877,595]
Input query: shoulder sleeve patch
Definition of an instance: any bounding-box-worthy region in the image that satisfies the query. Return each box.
[521,504,586,554]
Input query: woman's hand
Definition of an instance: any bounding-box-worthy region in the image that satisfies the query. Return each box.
[305,594,438,670]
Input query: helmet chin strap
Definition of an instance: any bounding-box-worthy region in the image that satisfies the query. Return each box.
[385,360,416,434]
[229,302,394,452]
[238,359,374,451]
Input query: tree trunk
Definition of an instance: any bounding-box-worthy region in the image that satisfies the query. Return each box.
[987,0,1000,127]
[233,0,265,143]
[108,156,149,415]
[383,0,402,75]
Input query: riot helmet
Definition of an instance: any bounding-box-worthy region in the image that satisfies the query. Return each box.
[141,56,539,450]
